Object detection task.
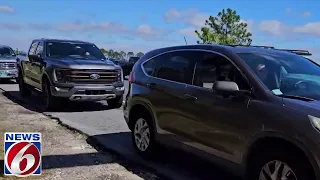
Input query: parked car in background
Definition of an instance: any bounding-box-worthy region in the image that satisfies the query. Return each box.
[126,56,140,74]
[128,56,140,64]
[0,45,18,81]
[16,51,28,64]
[124,44,320,180]
[17,38,125,110]
[108,58,133,77]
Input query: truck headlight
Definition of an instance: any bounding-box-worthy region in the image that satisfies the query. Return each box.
[309,115,320,131]
[53,68,71,83]
[116,69,123,82]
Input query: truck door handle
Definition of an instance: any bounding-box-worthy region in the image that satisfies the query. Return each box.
[146,83,156,89]
[183,94,197,101]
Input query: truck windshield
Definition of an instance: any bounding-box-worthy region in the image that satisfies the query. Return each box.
[46,42,106,60]
[238,52,320,100]
[0,47,15,56]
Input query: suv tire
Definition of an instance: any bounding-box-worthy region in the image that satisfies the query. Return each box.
[42,79,59,111]
[107,95,123,109]
[131,113,157,159]
[18,71,31,97]
[247,147,315,180]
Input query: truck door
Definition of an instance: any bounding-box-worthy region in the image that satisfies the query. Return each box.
[32,41,44,89]
[24,41,39,87]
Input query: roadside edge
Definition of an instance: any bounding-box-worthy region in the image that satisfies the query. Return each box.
[0,88,176,180]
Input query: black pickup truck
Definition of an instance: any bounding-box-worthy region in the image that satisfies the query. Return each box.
[17,38,125,110]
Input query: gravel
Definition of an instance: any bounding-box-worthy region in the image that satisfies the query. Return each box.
[0,91,160,180]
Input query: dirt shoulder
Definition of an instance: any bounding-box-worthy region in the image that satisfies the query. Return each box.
[0,91,159,180]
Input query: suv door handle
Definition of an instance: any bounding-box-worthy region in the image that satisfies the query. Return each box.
[183,94,197,101]
[146,83,156,89]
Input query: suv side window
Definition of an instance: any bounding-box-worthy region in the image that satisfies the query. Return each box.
[157,51,196,84]
[35,41,44,55]
[28,41,39,55]
[143,51,196,84]
[193,51,250,90]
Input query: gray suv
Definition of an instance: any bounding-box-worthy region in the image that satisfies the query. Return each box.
[124,44,320,180]
[0,45,18,81]
[18,39,124,110]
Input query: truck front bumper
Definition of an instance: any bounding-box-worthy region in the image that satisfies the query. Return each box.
[50,84,125,101]
[0,69,18,79]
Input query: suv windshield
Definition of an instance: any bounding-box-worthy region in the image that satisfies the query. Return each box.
[238,52,320,100]
[46,41,106,60]
[0,47,15,56]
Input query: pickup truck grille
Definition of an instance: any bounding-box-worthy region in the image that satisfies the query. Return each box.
[0,62,16,70]
[66,69,119,84]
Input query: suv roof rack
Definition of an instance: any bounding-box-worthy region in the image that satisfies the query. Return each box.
[274,49,312,56]
[227,45,275,49]
[197,43,313,56]
[226,44,312,56]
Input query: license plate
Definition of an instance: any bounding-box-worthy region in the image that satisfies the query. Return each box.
[0,71,8,77]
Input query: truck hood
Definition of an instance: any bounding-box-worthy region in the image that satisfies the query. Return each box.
[49,58,118,70]
[0,55,17,62]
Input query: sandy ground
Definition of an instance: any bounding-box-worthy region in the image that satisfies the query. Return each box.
[0,91,159,180]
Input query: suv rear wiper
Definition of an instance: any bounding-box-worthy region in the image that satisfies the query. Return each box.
[277,94,315,101]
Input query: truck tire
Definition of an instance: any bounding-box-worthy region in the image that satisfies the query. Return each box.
[42,79,59,111]
[18,71,31,97]
[107,95,123,109]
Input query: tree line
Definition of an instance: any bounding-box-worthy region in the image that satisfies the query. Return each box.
[100,48,144,60]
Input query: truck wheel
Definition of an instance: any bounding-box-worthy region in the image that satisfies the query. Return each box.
[107,95,123,109]
[18,73,31,97]
[42,79,59,111]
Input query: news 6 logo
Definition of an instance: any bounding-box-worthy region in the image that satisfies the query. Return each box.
[4,132,41,177]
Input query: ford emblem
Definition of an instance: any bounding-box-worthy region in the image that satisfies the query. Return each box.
[90,74,100,80]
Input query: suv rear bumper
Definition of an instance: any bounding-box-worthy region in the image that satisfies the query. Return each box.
[50,84,125,101]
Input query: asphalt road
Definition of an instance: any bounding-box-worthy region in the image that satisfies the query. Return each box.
[0,79,241,180]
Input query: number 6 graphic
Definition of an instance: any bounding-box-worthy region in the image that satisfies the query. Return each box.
[10,144,35,174]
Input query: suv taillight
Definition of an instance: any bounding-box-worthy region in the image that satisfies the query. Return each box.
[129,71,133,84]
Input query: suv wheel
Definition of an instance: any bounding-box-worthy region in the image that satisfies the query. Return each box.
[42,80,58,110]
[107,96,123,109]
[18,72,31,97]
[248,148,315,180]
[132,114,156,158]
